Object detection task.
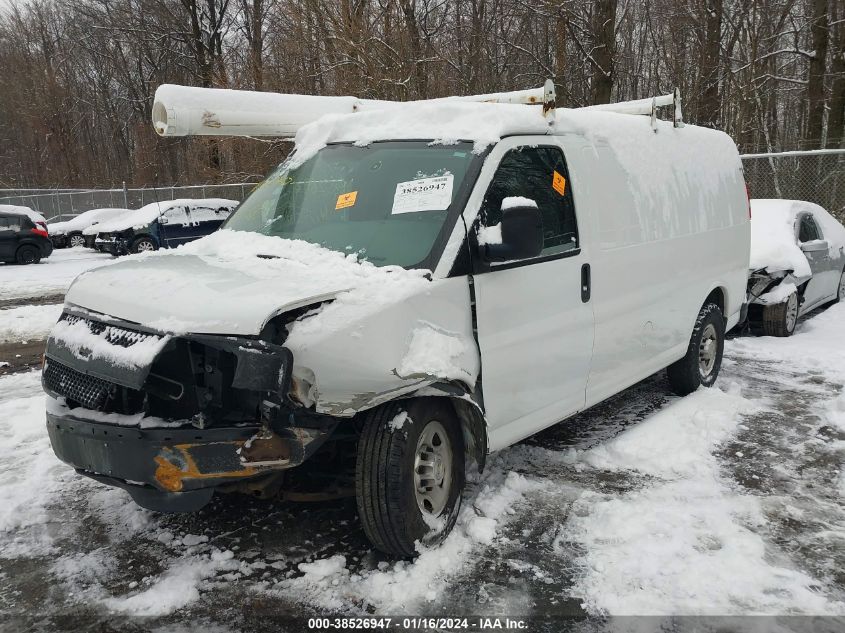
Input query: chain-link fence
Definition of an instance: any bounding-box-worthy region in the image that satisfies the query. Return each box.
[3,149,845,224]
[741,149,845,223]
[0,183,258,221]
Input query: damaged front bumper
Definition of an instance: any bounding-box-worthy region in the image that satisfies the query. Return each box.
[47,411,262,511]
[43,308,335,512]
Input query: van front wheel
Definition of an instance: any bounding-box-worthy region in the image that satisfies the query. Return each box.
[355,398,464,558]
[667,302,724,396]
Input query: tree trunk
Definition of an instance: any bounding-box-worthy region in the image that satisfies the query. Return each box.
[591,0,617,104]
[826,6,844,148]
[806,0,829,147]
[698,0,723,127]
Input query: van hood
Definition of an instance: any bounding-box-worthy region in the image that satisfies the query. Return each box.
[65,253,352,335]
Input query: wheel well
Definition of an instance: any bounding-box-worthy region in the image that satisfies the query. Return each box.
[16,243,37,256]
[406,385,488,473]
[705,286,726,315]
[132,234,157,248]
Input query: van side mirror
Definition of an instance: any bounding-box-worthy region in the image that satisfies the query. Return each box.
[159,215,169,225]
[800,239,828,253]
[483,204,544,262]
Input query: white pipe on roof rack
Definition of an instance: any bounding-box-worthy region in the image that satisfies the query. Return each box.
[580,93,674,116]
[152,84,548,138]
[740,148,845,159]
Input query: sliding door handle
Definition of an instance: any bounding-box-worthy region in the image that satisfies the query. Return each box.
[581,263,591,303]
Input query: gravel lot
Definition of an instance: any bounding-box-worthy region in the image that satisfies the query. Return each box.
[1,249,844,631]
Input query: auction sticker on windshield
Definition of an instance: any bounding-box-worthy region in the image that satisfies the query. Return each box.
[392,174,454,214]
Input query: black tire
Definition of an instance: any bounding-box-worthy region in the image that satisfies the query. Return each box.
[131,236,157,254]
[761,291,798,337]
[836,269,845,304]
[15,245,41,265]
[667,302,725,396]
[68,233,85,248]
[355,397,464,558]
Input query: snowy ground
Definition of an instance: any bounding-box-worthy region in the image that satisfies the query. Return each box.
[1,250,845,630]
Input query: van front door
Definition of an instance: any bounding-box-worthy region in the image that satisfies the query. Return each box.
[472,141,594,450]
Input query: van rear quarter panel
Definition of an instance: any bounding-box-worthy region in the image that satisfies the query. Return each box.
[561,123,749,407]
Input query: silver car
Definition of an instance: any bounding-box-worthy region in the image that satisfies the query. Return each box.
[747,199,845,336]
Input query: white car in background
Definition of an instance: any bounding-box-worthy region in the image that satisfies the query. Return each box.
[747,199,845,336]
[48,207,131,248]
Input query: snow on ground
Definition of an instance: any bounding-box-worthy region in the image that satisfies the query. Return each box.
[0,303,62,343]
[1,296,845,626]
[0,248,113,301]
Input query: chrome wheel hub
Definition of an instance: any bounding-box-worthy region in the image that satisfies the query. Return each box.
[785,293,798,332]
[137,241,155,252]
[413,420,452,517]
[698,323,718,378]
[69,235,85,248]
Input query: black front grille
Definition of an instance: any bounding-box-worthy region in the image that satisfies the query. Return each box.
[61,314,161,349]
[44,359,112,410]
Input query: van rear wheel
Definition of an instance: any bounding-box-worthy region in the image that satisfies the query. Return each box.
[355,398,464,558]
[667,302,724,396]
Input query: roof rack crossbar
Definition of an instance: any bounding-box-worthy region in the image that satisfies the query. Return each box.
[580,88,684,129]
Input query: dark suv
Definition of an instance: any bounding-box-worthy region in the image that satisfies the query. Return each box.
[94,199,237,256]
[0,211,54,264]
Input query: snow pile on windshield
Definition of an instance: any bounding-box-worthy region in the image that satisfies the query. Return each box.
[0,204,47,225]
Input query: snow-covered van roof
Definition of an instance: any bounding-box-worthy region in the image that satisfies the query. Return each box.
[750,199,845,276]
[288,101,742,204]
[0,204,47,225]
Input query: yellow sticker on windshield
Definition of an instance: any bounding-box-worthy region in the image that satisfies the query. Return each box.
[336,191,357,210]
[552,171,566,196]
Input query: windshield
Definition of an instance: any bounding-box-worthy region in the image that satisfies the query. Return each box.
[224,142,479,268]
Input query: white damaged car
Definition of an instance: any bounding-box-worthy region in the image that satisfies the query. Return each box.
[747,199,845,336]
[43,85,750,556]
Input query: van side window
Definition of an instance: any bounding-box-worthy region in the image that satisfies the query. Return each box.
[0,218,8,229]
[798,214,821,242]
[481,146,578,256]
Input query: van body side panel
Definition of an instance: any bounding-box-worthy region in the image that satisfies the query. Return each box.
[285,276,480,417]
[563,128,748,408]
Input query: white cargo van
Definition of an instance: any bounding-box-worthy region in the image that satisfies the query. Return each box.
[43,84,750,556]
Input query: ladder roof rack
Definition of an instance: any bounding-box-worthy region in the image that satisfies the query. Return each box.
[152,81,683,138]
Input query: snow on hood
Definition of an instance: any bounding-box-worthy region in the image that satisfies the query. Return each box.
[0,204,47,225]
[749,199,845,275]
[89,198,237,233]
[64,230,430,336]
[51,208,131,235]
